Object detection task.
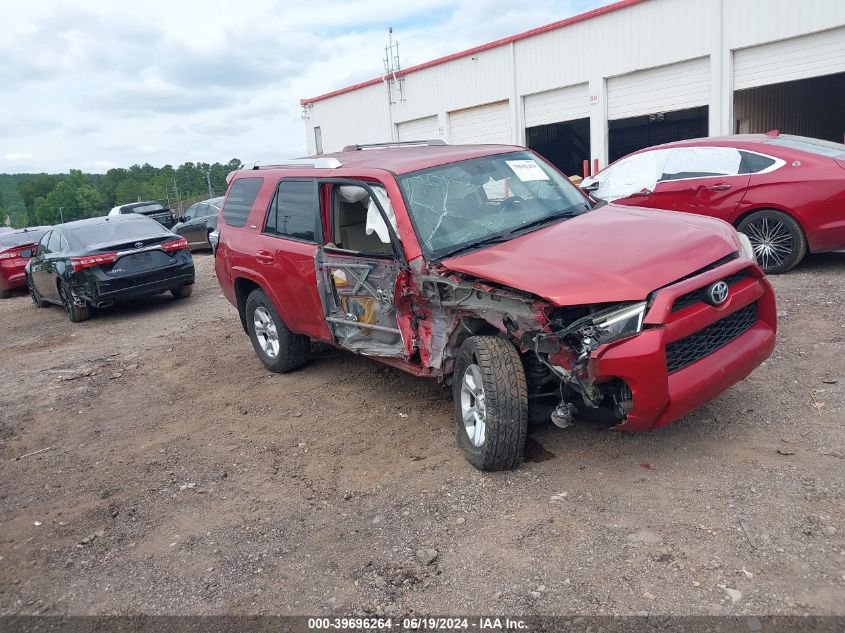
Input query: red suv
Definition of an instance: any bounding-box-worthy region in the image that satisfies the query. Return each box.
[215,141,776,470]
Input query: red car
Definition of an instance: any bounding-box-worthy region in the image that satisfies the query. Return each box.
[215,142,775,470]
[0,227,50,298]
[582,133,845,273]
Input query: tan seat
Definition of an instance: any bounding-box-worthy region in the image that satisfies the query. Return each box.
[336,200,393,255]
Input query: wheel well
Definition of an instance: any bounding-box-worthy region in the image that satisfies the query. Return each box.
[234,277,261,333]
[733,207,809,250]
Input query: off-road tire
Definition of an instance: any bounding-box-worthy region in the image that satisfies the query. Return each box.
[171,284,193,299]
[59,282,91,323]
[28,275,46,307]
[737,209,806,274]
[453,336,528,471]
[245,288,310,373]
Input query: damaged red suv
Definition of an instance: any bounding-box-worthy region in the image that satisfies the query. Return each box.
[215,141,776,470]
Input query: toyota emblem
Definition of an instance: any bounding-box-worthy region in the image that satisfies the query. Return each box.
[706,281,729,306]
[134,242,143,249]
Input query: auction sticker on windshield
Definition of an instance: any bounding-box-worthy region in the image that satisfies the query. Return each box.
[505,159,550,181]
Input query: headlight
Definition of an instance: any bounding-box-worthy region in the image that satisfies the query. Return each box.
[590,301,647,343]
[737,231,757,262]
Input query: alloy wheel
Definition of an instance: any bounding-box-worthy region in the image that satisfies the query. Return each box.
[460,363,486,447]
[253,306,280,359]
[742,217,793,271]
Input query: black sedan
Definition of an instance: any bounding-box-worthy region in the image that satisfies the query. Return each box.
[26,214,195,322]
[171,196,223,250]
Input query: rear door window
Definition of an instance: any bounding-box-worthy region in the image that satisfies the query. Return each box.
[263,180,321,242]
[223,178,264,227]
[660,147,742,181]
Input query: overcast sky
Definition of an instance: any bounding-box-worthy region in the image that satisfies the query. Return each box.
[1,0,606,174]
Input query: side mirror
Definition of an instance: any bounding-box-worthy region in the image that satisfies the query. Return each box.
[581,179,600,193]
[178,216,187,223]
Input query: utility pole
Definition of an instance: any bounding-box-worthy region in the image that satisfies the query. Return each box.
[172,178,183,215]
[57,206,64,223]
[202,166,214,198]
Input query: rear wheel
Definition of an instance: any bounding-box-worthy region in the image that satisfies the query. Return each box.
[737,209,806,274]
[171,284,193,299]
[0,288,11,299]
[453,336,528,471]
[59,282,91,323]
[28,275,45,307]
[245,288,310,373]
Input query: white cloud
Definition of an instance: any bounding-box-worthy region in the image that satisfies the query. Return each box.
[1,0,605,173]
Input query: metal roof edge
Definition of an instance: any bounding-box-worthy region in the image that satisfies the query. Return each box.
[300,0,649,106]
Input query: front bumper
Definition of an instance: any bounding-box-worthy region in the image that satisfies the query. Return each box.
[588,260,776,431]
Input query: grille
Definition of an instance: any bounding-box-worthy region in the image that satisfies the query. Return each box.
[671,270,750,312]
[666,302,758,373]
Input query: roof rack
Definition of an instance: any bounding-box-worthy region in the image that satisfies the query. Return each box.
[252,157,342,170]
[342,139,448,152]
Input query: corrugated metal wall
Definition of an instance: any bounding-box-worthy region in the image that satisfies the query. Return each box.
[303,0,845,159]
[734,74,845,142]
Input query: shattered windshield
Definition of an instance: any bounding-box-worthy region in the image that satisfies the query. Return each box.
[398,151,589,259]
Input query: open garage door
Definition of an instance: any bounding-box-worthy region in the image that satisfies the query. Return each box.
[733,28,845,144]
[449,101,511,145]
[397,115,440,142]
[607,58,710,162]
[524,84,590,176]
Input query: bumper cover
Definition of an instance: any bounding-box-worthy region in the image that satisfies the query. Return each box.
[589,262,776,432]
[74,258,195,304]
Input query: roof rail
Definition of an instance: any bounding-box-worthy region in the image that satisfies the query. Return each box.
[342,139,448,152]
[252,157,342,170]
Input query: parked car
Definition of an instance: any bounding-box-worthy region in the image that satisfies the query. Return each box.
[581,133,845,273]
[0,226,50,298]
[172,196,223,249]
[26,214,194,322]
[214,142,776,470]
[108,201,177,229]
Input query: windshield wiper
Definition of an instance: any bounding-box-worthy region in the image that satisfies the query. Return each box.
[504,204,589,238]
[439,233,513,259]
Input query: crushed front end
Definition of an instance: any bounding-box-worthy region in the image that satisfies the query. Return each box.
[532,257,776,430]
[420,254,775,432]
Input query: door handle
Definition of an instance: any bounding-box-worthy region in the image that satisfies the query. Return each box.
[256,250,274,264]
[707,183,732,191]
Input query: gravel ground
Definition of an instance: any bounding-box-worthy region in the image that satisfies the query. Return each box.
[0,251,842,617]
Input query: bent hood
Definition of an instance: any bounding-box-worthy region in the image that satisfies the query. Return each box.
[441,205,739,306]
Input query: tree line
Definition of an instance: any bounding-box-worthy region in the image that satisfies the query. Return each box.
[1,159,241,228]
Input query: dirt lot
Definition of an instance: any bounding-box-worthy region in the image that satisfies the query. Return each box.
[0,252,843,617]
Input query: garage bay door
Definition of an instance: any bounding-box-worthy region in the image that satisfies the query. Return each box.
[734,27,845,90]
[607,57,710,120]
[524,83,589,128]
[397,115,439,141]
[449,101,511,144]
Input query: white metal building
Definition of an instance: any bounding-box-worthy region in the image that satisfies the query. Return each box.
[300,0,845,176]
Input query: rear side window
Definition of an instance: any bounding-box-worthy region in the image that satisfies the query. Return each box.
[223,178,263,227]
[264,180,321,242]
[660,147,741,181]
[739,151,777,174]
[47,231,64,253]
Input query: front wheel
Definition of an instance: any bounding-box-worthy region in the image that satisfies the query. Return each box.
[59,282,91,323]
[453,336,528,471]
[737,209,806,274]
[245,289,310,373]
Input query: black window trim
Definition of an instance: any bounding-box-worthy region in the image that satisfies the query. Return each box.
[261,178,323,245]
